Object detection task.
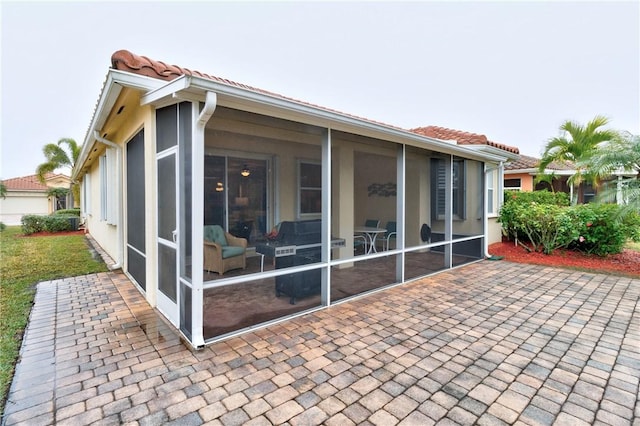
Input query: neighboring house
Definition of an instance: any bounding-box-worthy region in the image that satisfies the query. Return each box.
[504,154,598,203]
[74,50,519,347]
[0,173,72,225]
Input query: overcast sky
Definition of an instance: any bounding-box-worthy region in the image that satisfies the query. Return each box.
[1,1,638,179]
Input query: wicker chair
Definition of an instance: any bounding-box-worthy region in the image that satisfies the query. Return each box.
[203,225,247,275]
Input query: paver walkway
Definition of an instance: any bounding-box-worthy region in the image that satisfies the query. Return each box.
[2,261,639,425]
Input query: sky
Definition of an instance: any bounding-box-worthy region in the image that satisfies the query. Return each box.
[1,1,639,180]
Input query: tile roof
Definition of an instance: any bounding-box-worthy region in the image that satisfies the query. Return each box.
[2,173,67,191]
[410,126,520,154]
[110,50,519,157]
[505,154,575,171]
[110,50,401,131]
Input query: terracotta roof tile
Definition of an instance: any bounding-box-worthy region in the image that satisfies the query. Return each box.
[111,50,402,131]
[2,173,68,191]
[410,126,520,154]
[505,154,574,171]
[110,50,519,157]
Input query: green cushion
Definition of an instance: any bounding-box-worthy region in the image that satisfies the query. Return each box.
[204,225,227,246]
[222,246,244,259]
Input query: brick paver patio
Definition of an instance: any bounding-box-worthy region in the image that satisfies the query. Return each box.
[2,261,639,425]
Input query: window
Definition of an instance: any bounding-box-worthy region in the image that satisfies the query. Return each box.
[299,161,321,216]
[100,148,117,225]
[504,178,521,191]
[431,158,465,220]
[487,169,495,215]
[82,173,91,216]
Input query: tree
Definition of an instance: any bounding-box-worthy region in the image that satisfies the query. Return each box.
[587,131,640,214]
[538,115,618,203]
[0,182,6,199]
[36,138,80,207]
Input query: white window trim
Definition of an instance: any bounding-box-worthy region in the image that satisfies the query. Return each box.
[100,148,118,225]
[297,160,322,219]
[487,169,495,216]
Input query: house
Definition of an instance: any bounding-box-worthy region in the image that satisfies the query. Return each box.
[503,154,600,203]
[0,173,72,225]
[74,50,519,347]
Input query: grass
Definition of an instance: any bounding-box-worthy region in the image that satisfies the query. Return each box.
[625,240,640,252]
[0,226,108,416]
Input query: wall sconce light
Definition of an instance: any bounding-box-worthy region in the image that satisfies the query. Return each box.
[215,182,224,192]
[241,164,250,177]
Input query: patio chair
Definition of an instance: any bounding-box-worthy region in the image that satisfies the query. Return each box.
[382,221,397,251]
[203,225,248,275]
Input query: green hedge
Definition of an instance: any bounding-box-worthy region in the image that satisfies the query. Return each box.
[499,190,636,256]
[53,208,81,217]
[503,190,570,206]
[21,214,79,235]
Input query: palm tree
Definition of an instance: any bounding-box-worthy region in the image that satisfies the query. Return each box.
[36,138,81,206]
[587,131,640,214]
[539,115,618,203]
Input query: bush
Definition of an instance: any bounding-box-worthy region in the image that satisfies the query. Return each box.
[503,190,570,207]
[499,190,571,244]
[43,216,72,233]
[54,208,80,217]
[21,214,75,235]
[622,211,640,243]
[566,204,627,256]
[0,222,5,232]
[506,202,577,254]
[21,215,46,235]
[499,190,630,256]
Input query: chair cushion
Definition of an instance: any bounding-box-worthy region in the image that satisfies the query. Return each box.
[222,246,244,259]
[205,225,227,246]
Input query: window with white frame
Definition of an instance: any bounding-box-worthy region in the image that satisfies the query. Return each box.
[487,169,495,215]
[432,158,466,220]
[82,173,91,216]
[298,161,321,217]
[504,178,521,191]
[100,148,118,225]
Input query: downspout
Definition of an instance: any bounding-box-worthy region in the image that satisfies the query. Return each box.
[191,91,217,349]
[484,162,504,260]
[94,131,123,270]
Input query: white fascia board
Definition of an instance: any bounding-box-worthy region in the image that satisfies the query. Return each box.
[463,145,520,163]
[73,70,164,180]
[143,74,503,163]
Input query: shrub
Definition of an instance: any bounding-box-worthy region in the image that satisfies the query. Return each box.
[0,222,5,232]
[509,202,577,254]
[566,204,626,256]
[503,190,570,207]
[54,208,80,217]
[43,216,72,233]
[21,215,46,235]
[499,190,571,243]
[622,210,640,243]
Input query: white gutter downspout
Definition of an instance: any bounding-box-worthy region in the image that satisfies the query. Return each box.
[191,91,217,349]
[484,161,504,260]
[94,131,123,270]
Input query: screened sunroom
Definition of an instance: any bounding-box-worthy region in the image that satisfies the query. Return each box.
[140,79,507,348]
[76,51,516,349]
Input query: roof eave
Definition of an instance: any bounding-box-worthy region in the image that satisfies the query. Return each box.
[141,75,505,163]
[463,145,520,162]
[73,70,165,180]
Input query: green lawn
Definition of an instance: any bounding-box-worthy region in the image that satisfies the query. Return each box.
[626,240,640,252]
[0,226,108,416]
